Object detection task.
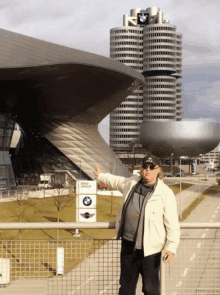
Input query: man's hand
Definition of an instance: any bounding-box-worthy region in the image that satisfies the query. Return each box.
[93,165,101,177]
[162,250,174,263]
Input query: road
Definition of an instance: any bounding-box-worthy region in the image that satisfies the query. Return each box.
[164,191,220,295]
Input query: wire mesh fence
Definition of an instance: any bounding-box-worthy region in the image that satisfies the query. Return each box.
[0,186,74,202]
[0,228,219,294]
[163,237,220,295]
[0,239,121,295]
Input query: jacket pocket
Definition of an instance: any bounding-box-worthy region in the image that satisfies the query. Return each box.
[145,207,165,246]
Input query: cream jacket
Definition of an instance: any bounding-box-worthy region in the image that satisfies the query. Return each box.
[97,172,180,257]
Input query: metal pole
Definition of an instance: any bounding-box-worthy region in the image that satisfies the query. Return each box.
[0,221,219,230]
[180,157,182,219]
[199,157,200,194]
[160,255,166,295]
[110,191,113,216]
[171,153,173,175]
[74,180,81,237]
[133,144,135,167]
[74,164,80,237]
[199,154,203,193]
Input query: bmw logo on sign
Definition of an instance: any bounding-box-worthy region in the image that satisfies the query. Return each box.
[83,196,92,206]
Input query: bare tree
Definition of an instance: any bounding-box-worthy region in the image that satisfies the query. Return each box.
[8,191,39,263]
[9,191,39,239]
[53,188,75,239]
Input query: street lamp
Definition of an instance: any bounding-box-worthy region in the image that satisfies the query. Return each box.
[199,154,203,174]
[179,156,184,219]
[198,154,203,195]
[171,153,174,175]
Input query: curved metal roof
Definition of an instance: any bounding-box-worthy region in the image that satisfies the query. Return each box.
[0,28,144,129]
[0,28,145,179]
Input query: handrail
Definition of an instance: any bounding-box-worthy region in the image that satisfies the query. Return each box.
[0,222,116,230]
[0,222,219,230]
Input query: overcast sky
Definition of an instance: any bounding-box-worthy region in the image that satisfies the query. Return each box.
[1,0,220,148]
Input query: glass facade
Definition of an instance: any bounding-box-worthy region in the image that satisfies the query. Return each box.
[0,114,16,190]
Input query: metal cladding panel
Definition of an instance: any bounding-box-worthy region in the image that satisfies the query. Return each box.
[140,121,220,157]
[44,122,130,179]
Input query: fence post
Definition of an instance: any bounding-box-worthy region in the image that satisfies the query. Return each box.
[160,255,165,295]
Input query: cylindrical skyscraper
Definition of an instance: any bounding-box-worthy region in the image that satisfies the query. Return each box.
[110,7,183,153]
[110,9,143,151]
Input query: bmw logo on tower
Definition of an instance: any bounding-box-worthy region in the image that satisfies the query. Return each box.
[137,11,149,25]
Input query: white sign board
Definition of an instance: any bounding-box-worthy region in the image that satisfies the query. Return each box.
[209,159,214,169]
[0,258,10,284]
[76,180,97,223]
[76,180,97,194]
[57,247,64,275]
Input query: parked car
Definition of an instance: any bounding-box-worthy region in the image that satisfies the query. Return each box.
[98,182,110,190]
[164,172,173,177]
[174,172,185,177]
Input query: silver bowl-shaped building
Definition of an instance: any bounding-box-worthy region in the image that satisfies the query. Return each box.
[140,121,220,158]
[0,28,144,190]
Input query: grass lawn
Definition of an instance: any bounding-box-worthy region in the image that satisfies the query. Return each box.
[167,182,193,196]
[179,184,220,222]
[0,182,193,279]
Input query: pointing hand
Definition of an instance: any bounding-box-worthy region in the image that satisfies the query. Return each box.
[93,165,100,177]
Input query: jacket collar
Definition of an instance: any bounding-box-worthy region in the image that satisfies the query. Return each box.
[135,177,164,196]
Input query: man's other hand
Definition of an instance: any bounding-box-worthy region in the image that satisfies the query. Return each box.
[162,250,174,263]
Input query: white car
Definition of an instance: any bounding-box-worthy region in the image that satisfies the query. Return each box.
[174,172,185,177]
[38,180,52,189]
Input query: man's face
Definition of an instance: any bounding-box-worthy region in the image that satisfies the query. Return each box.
[141,163,160,184]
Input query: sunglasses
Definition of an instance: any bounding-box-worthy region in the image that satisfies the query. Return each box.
[142,163,157,170]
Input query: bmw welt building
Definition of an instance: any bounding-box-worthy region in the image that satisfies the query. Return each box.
[0,28,144,191]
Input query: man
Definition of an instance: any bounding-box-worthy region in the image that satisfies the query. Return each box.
[93,153,180,295]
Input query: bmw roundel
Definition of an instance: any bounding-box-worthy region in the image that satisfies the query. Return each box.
[83,196,92,206]
[137,12,149,25]
[140,15,147,22]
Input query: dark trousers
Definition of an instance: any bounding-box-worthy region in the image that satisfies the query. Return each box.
[119,239,161,295]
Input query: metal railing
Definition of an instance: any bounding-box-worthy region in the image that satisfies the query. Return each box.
[0,186,74,202]
[0,222,219,295]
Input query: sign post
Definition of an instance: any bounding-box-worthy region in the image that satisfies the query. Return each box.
[74,180,97,236]
[74,180,81,237]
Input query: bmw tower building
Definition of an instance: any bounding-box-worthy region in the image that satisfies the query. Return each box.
[110,7,183,160]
